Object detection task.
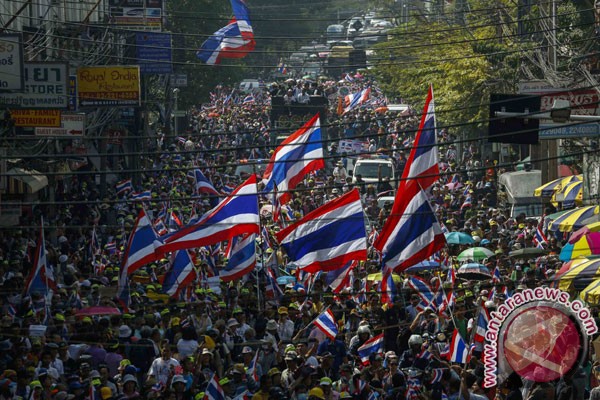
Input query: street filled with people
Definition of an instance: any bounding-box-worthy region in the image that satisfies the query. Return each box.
[0,75,594,400]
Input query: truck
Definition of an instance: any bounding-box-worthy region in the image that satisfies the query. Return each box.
[497,169,544,219]
[352,154,396,188]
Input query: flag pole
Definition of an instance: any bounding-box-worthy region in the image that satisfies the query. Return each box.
[253,169,262,313]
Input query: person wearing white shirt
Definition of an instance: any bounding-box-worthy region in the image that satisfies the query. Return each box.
[277,307,295,342]
[147,344,180,387]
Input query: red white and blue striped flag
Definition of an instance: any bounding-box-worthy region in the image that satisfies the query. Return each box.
[313,309,338,340]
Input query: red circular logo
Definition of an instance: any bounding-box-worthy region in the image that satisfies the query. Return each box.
[502,305,581,382]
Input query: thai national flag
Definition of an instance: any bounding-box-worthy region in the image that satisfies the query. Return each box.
[313,309,338,340]
[533,227,547,249]
[162,250,197,297]
[380,267,396,305]
[430,368,445,383]
[399,84,439,192]
[473,304,490,343]
[265,266,283,300]
[407,276,435,310]
[448,329,468,364]
[344,73,354,83]
[196,0,255,65]
[246,350,259,383]
[374,178,445,273]
[326,260,357,293]
[220,183,236,196]
[156,175,260,254]
[118,209,158,288]
[130,191,151,201]
[260,226,272,251]
[232,391,252,400]
[243,94,255,104]
[115,179,133,195]
[262,114,325,205]
[204,374,226,400]
[344,87,371,114]
[24,217,57,295]
[189,168,220,196]
[220,233,256,282]
[154,219,168,236]
[177,136,187,145]
[357,333,384,365]
[461,194,472,209]
[278,59,287,74]
[275,189,367,274]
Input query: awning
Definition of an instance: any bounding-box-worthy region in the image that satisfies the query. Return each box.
[7,168,48,194]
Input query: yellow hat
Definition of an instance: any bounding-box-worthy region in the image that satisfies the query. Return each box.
[278,307,288,315]
[100,387,112,400]
[170,317,181,327]
[204,335,216,350]
[194,393,205,400]
[82,317,92,324]
[30,380,42,389]
[268,368,281,377]
[308,387,325,399]
[518,223,525,229]
[54,313,65,322]
[219,377,231,386]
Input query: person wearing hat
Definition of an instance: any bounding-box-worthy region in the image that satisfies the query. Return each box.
[146,341,180,387]
[308,386,326,400]
[230,363,257,394]
[280,351,301,392]
[332,160,347,184]
[233,307,252,338]
[251,375,272,400]
[99,386,113,400]
[277,307,294,342]
[120,374,140,399]
[170,374,188,397]
[319,376,339,400]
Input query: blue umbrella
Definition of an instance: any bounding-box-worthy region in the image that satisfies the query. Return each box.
[405,260,442,273]
[445,232,475,245]
[457,263,491,281]
[276,275,296,285]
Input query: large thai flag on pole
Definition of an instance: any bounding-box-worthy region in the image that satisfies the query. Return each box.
[314,309,338,340]
[400,84,439,192]
[220,233,256,282]
[162,250,197,297]
[326,260,357,293]
[344,87,371,114]
[197,0,255,65]
[357,333,384,365]
[156,175,260,254]
[275,189,367,274]
[374,179,445,273]
[448,329,468,364]
[189,168,220,196]
[262,114,324,205]
[120,209,159,276]
[24,217,57,295]
[380,268,396,304]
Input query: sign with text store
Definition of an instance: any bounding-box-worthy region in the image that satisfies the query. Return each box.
[76,66,141,107]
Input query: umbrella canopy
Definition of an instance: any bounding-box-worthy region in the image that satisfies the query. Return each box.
[75,306,122,316]
[508,247,549,258]
[457,247,495,262]
[404,260,442,273]
[366,272,402,283]
[552,180,583,209]
[559,232,600,261]
[276,275,296,285]
[445,232,475,245]
[457,263,491,281]
[534,175,582,197]
[557,258,600,291]
[580,279,600,304]
[549,206,600,232]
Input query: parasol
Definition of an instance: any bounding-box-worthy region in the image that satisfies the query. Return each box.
[457,247,495,262]
[580,279,600,304]
[367,272,402,283]
[557,258,600,291]
[457,263,491,281]
[552,180,583,209]
[559,231,600,261]
[445,232,475,245]
[508,247,549,258]
[533,175,582,197]
[404,260,442,273]
[548,206,600,232]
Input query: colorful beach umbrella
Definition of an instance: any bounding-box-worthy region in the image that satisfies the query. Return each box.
[404,260,442,273]
[580,279,600,304]
[557,258,600,291]
[552,180,583,209]
[445,232,475,245]
[548,206,600,232]
[457,263,491,281]
[534,175,582,197]
[559,232,600,261]
[457,247,495,262]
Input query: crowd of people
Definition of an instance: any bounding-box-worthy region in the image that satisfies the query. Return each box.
[0,74,593,400]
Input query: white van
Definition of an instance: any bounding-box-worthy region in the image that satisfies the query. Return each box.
[352,155,396,188]
[238,79,264,94]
